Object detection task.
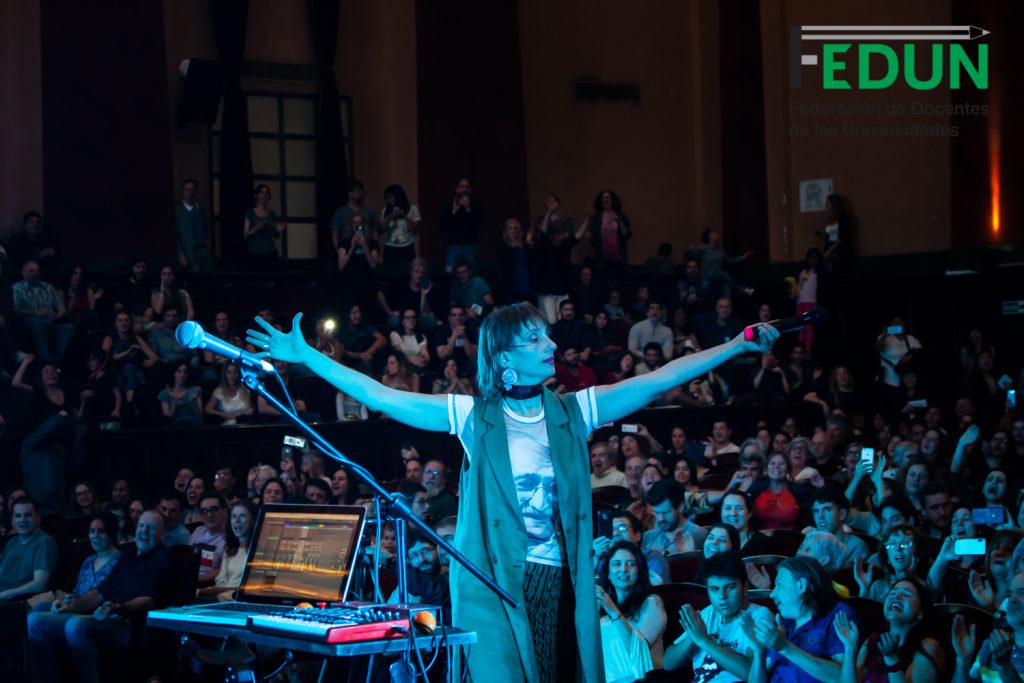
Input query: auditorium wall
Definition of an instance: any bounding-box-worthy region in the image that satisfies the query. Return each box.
[0,2,44,244]
[517,0,724,266]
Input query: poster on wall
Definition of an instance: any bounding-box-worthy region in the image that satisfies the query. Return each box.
[799,178,833,212]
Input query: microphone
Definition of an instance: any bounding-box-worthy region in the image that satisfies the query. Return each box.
[175,321,274,373]
[744,307,828,341]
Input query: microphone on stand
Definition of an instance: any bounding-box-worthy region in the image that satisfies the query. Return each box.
[744,307,829,341]
[175,321,275,373]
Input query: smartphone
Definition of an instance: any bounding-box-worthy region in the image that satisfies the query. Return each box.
[954,538,987,555]
[595,508,615,539]
[621,424,639,433]
[972,507,1006,526]
[860,447,875,467]
[886,326,904,335]
[908,399,928,409]
[421,273,431,290]
[283,435,307,448]
[1008,390,1017,409]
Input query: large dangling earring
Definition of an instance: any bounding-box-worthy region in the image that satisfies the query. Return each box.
[501,367,518,392]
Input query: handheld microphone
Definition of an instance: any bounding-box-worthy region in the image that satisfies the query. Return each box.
[744,307,828,341]
[175,321,274,373]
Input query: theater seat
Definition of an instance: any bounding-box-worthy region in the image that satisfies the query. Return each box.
[652,582,709,646]
[666,551,702,583]
[742,529,804,557]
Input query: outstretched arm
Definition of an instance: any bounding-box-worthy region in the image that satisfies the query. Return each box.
[595,326,778,424]
[247,314,449,432]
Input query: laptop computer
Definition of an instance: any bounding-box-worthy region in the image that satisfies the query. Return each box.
[149,503,367,627]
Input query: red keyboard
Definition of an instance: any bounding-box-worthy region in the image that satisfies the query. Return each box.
[249,606,412,644]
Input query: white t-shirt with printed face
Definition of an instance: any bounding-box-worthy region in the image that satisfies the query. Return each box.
[675,602,774,683]
[448,389,599,566]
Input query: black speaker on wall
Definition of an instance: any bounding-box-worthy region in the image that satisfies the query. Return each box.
[178,58,225,124]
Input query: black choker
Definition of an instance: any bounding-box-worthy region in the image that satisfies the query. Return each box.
[502,384,542,399]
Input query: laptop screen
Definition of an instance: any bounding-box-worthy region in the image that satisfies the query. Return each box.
[235,504,366,605]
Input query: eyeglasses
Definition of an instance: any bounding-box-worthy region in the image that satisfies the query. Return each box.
[200,506,222,515]
[424,469,442,477]
[214,472,229,480]
[885,541,913,552]
[613,524,631,534]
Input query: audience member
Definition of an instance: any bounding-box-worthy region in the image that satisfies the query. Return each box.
[627,301,673,362]
[337,214,381,320]
[27,509,170,683]
[440,178,484,272]
[596,540,666,678]
[389,309,431,374]
[377,257,436,327]
[102,311,158,408]
[585,190,632,270]
[150,264,194,321]
[189,493,228,585]
[175,178,212,270]
[549,299,593,361]
[555,343,597,393]
[534,195,586,323]
[590,441,628,489]
[743,556,859,682]
[337,304,387,376]
[330,179,379,250]
[448,259,494,320]
[13,260,75,365]
[495,218,533,304]
[199,501,254,602]
[204,362,253,425]
[664,552,775,681]
[642,479,707,554]
[378,183,421,273]
[158,362,203,426]
[433,305,478,371]
[0,496,58,600]
[243,184,286,267]
[432,358,475,395]
[157,489,190,546]
[147,306,191,368]
[691,228,753,298]
[28,512,121,611]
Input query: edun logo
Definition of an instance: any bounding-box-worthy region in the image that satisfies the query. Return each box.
[792,25,989,90]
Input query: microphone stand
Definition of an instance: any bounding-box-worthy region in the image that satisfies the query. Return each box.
[238,367,517,677]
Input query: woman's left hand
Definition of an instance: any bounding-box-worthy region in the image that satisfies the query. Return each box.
[595,585,618,616]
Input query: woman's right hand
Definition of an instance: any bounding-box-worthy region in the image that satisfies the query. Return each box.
[247,313,310,364]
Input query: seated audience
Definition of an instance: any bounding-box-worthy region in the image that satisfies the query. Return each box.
[448,259,494,321]
[199,501,254,602]
[834,577,944,683]
[432,358,475,395]
[204,363,253,425]
[102,311,158,408]
[13,260,75,365]
[157,489,189,546]
[147,306,191,369]
[28,512,121,610]
[664,552,775,681]
[642,479,707,555]
[150,264,194,320]
[337,304,387,376]
[554,343,597,393]
[591,441,628,489]
[855,524,928,602]
[389,309,431,374]
[158,362,203,426]
[27,510,170,683]
[951,572,1024,681]
[596,540,666,679]
[422,459,456,519]
[744,556,860,682]
[380,351,419,393]
[189,493,228,585]
[627,301,673,362]
[0,496,58,600]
